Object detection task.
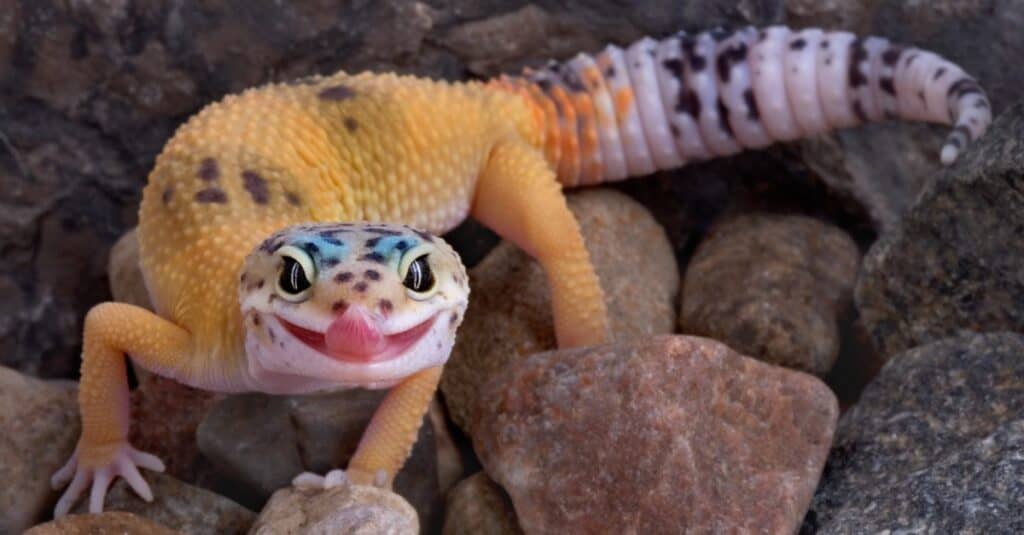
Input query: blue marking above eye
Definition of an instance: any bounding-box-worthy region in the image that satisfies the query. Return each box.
[298,235,349,267]
[372,235,421,259]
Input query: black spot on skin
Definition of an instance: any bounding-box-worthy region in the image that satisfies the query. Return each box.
[789,38,806,51]
[976,99,990,110]
[689,52,706,72]
[948,134,963,149]
[879,77,896,95]
[242,170,270,204]
[562,69,586,92]
[394,240,409,251]
[321,236,343,247]
[449,311,459,325]
[825,58,832,66]
[743,89,759,120]
[716,98,734,137]
[669,123,680,138]
[360,252,387,264]
[821,40,830,50]
[662,58,683,77]
[947,78,983,100]
[365,227,402,236]
[905,53,919,67]
[344,117,359,132]
[332,300,348,312]
[198,158,220,182]
[933,67,947,81]
[257,280,265,289]
[253,315,261,326]
[715,43,747,83]
[285,191,302,206]
[353,281,368,292]
[848,39,868,87]
[604,65,616,79]
[268,328,277,343]
[365,237,382,248]
[379,300,393,313]
[535,78,552,92]
[412,229,435,243]
[335,272,354,283]
[364,269,380,281]
[852,100,869,122]
[322,257,339,268]
[318,85,356,101]
[240,273,249,283]
[676,89,701,116]
[195,188,228,204]
[162,186,174,205]
[881,47,902,66]
[918,90,928,106]
[709,28,729,42]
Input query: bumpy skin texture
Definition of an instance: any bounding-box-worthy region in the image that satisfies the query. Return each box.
[55,24,990,516]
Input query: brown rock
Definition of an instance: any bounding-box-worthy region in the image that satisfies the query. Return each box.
[108,228,152,310]
[249,484,418,535]
[25,511,182,535]
[680,213,860,375]
[441,189,679,432]
[0,366,80,534]
[443,472,522,535]
[69,472,254,535]
[473,335,838,534]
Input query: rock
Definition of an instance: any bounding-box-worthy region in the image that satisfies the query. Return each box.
[680,213,860,375]
[0,365,80,534]
[25,511,182,535]
[443,472,522,535]
[441,189,679,432]
[70,472,254,535]
[249,484,418,535]
[197,389,443,529]
[806,333,1024,533]
[856,102,1024,358]
[790,1,1024,231]
[473,335,838,534]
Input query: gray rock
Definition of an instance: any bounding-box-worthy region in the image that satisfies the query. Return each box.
[680,213,860,375]
[441,189,679,432]
[197,389,443,530]
[473,335,838,534]
[0,365,79,534]
[806,333,1024,533]
[249,484,417,535]
[856,102,1024,358]
[71,472,254,535]
[443,472,522,535]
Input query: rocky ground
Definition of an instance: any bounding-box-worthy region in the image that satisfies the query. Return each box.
[2,1,1022,534]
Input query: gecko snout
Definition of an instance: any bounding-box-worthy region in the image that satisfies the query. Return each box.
[325,304,385,359]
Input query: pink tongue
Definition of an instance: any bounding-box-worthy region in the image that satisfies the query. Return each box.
[325,306,385,361]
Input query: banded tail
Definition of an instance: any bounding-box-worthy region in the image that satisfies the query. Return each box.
[492,26,991,187]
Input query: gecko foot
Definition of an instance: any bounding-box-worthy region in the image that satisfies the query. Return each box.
[291,467,390,490]
[50,442,165,517]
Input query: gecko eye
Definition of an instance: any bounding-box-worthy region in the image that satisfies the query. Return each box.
[403,255,434,293]
[276,245,315,302]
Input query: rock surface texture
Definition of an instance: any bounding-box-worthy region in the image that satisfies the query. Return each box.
[806,333,1024,533]
[442,189,679,432]
[0,366,80,534]
[473,335,838,534]
[856,102,1024,358]
[69,472,254,535]
[681,213,860,375]
[249,484,418,535]
[443,472,522,535]
[24,512,182,535]
[197,389,443,529]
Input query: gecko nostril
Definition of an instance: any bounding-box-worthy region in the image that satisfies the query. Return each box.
[331,300,348,313]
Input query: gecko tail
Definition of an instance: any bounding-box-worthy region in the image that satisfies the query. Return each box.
[504,25,992,187]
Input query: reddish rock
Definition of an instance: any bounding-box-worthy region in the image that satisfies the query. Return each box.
[443,472,522,535]
[472,335,838,534]
[25,511,182,535]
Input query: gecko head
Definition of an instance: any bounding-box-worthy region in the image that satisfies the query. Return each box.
[238,223,469,393]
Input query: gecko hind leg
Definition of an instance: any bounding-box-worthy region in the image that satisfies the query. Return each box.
[471,139,610,348]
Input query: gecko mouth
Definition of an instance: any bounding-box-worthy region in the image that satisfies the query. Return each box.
[276,314,437,364]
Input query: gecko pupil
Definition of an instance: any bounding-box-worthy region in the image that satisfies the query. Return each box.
[403,255,434,293]
[280,256,311,294]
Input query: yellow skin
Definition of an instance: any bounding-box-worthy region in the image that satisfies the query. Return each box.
[51,72,605,516]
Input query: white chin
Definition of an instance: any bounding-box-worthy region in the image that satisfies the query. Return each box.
[240,316,453,394]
